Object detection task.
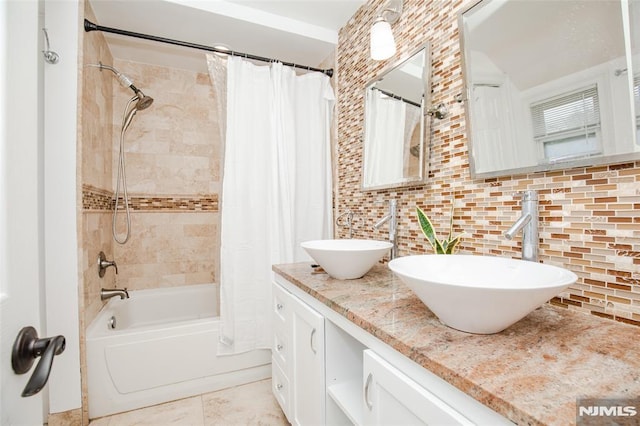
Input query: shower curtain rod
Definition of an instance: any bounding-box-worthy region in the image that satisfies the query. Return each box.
[373,87,421,108]
[84,19,334,78]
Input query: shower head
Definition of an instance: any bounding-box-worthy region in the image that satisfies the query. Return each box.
[91,62,153,110]
[130,86,154,110]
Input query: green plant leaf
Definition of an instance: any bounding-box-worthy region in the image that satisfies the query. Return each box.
[416,206,465,255]
[447,203,454,241]
[416,207,438,251]
[445,233,465,254]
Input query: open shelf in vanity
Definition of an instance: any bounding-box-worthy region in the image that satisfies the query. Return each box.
[325,320,366,425]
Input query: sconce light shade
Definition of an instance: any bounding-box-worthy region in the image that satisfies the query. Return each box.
[370,17,396,61]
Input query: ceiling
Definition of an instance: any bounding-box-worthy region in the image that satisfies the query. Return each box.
[87,0,366,73]
[465,0,625,90]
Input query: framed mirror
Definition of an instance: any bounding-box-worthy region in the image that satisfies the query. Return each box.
[460,0,639,178]
[362,43,431,190]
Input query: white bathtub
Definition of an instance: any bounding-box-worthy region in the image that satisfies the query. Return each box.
[86,284,271,419]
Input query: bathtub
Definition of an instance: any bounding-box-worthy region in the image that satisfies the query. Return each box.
[86,284,271,419]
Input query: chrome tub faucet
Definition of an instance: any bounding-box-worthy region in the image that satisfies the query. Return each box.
[100,288,129,301]
[504,190,539,262]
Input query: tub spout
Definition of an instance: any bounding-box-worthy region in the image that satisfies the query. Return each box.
[101,288,129,301]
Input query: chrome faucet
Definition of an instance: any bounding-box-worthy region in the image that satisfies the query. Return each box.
[336,210,364,239]
[504,190,538,262]
[373,199,397,260]
[98,251,118,278]
[100,288,129,301]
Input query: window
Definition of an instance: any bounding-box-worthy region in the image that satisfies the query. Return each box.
[531,85,602,163]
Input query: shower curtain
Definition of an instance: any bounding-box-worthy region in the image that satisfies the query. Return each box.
[364,89,406,186]
[207,55,334,354]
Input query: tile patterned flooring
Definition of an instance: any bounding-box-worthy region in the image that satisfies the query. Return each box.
[89,379,289,426]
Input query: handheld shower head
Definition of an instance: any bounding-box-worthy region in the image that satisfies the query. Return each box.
[130,85,154,110]
[90,62,154,110]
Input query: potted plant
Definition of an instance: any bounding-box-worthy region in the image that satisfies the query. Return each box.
[416,204,465,254]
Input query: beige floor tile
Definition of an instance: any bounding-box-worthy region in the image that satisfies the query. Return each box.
[88,416,111,426]
[89,379,288,426]
[96,395,204,426]
[202,379,288,426]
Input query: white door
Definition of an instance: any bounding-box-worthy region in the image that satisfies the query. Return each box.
[363,350,473,426]
[0,0,45,424]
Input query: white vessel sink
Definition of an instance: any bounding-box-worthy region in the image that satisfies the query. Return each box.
[388,255,578,334]
[301,239,393,280]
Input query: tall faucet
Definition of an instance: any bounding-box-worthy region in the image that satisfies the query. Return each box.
[373,199,397,260]
[101,288,129,301]
[504,190,538,262]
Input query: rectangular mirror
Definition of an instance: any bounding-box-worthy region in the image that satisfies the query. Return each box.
[461,0,639,178]
[362,43,431,190]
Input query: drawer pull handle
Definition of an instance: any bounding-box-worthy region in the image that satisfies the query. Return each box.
[276,344,283,351]
[276,303,283,311]
[364,372,373,410]
[276,383,283,390]
[310,328,317,354]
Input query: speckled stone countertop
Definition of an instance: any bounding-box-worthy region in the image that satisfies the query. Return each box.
[273,262,640,426]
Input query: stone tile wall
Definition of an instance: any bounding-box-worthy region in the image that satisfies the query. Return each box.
[336,0,640,326]
[106,60,222,291]
[79,1,114,331]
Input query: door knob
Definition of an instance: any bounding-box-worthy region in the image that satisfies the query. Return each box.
[11,326,66,397]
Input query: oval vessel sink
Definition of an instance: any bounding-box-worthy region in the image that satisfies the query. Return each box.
[388,255,578,334]
[301,239,393,280]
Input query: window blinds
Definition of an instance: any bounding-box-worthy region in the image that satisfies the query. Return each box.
[531,85,601,143]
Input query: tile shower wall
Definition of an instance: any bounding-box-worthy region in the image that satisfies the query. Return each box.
[108,59,221,290]
[336,0,640,326]
[80,1,114,329]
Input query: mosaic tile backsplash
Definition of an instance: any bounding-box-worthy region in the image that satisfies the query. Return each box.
[336,0,640,326]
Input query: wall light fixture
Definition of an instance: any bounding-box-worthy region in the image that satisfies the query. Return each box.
[370,0,403,61]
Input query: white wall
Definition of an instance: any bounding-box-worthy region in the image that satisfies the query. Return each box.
[43,0,82,413]
[0,0,46,423]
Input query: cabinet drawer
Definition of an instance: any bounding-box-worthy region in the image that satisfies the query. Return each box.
[273,282,290,330]
[273,330,289,368]
[272,357,291,422]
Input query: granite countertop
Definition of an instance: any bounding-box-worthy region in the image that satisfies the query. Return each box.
[273,262,640,426]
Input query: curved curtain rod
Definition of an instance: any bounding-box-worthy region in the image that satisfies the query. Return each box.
[84,19,334,78]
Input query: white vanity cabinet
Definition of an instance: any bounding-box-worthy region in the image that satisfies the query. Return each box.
[272,281,325,426]
[273,274,513,426]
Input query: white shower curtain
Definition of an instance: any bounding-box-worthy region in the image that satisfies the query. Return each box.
[364,90,406,186]
[208,55,334,354]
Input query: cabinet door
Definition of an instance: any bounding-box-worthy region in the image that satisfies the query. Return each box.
[291,295,325,426]
[363,350,473,426]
